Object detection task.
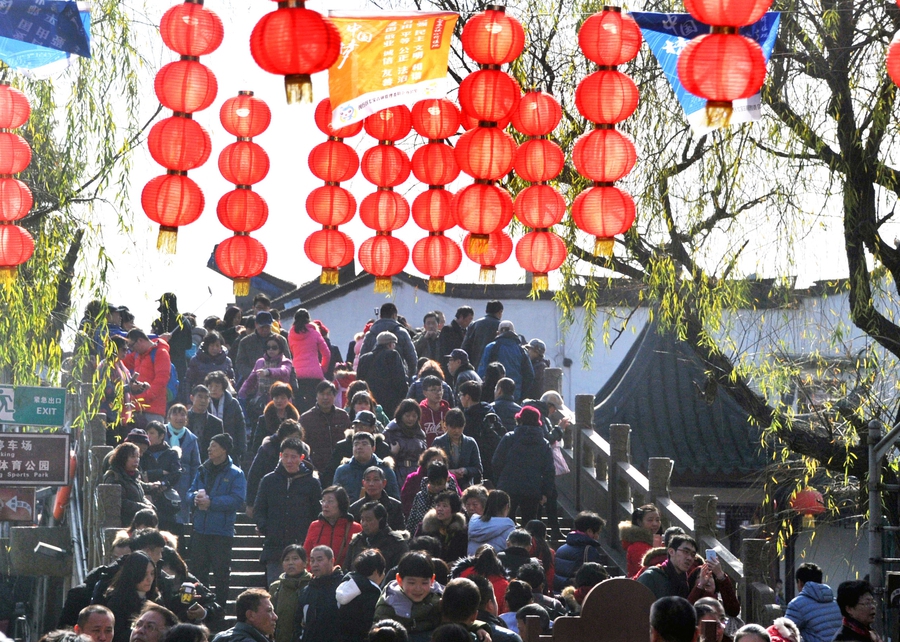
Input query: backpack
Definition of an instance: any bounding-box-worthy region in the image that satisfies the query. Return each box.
[149,346,179,404]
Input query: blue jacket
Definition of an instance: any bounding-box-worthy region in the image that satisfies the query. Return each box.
[554,531,603,590]
[490,396,521,433]
[168,425,201,525]
[188,455,246,537]
[784,582,843,642]
[432,433,482,488]
[467,514,515,556]
[333,453,400,501]
[478,334,534,401]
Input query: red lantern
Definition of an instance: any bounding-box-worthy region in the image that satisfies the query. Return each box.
[461,112,510,131]
[458,69,521,123]
[155,60,218,114]
[249,4,341,103]
[148,116,212,172]
[514,184,566,228]
[684,0,771,27]
[0,133,31,174]
[511,91,562,137]
[221,92,272,138]
[359,191,410,231]
[360,145,412,188]
[364,106,413,141]
[314,98,364,139]
[460,7,525,65]
[216,189,268,232]
[516,230,567,291]
[0,178,32,222]
[888,33,900,87]
[0,84,30,130]
[160,3,224,57]
[454,127,517,181]
[412,143,460,185]
[452,183,514,254]
[411,99,460,140]
[576,71,639,124]
[571,185,636,256]
[308,140,360,183]
[218,141,270,186]
[215,234,267,295]
[412,189,455,232]
[578,8,642,66]
[572,129,636,183]
[514,138,564,183]
[790,487,825,527]
[304,228,355,284]
[0,224,34,284]
[413,234,462,293]
[141,174,205,251]
[306,185,356,227]
[464,230,512,282]
[358,234,409,293]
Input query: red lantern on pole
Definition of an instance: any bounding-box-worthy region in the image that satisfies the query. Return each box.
[454,127,517,181]
[511,90,562,137]
[516,231,566,291]
[361,145,412,188]
[572,128,637,183]
[0,178,32,223]
[249,1,341,104]
[358,234,409,293]
[571,185,636,256]
[412,234,462,294]
[411,99,460,140]
[160,2,224,56]
[514,138,565,183]
[304,229,355,278]
[0,85,30,130]
[464,230,512,282]
[460,5,525,66]
[412,143,460,186]
[0,81,33,283]
[575,71,639,125]
[683,0,771,27]
[452,183,514,254]
[514,184,566,229]
[578,7,641,67]
[458,69,521,123]
[155,60,218,113]
[364,106,413,142]
[306,186,356,227]
[141,174,206,241]
[412,189,455,232]
[216,91,271,295]
[0,224,34,284]
[888,33,900,87]
[790,488,825,527]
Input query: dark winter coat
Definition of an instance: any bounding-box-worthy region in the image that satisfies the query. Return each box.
[254,460,322,562]
[492,424,554,499]
[294,569,344,642]
[299,404,352,474]
[383,420,427,482]
[101,464,154,526]
[477,334,534,401]
[211,622,270,642]
[251,402,301,458]
[246,434,310,507]
[432,433,482,489]
[554,531,604,590]
[333,453,400,501]
[336,572,383,642]
[497,546,538,579]
[141,443,182,488]
[208,391,247,458]
[462,315,501,371]
[346,527,410,572]
[360,318,418,376]
[270,571,312,642]
[324,430,392,487]
[349,491,405,532]
[189,411,225,459]
[439,319,468,370]
[357,345,409,419]
[417,508,468,563]
[463,402,501,480]
[524,357,550,400]
[184,350,235,398]
[452,363,482,392]
[490,395,521,433]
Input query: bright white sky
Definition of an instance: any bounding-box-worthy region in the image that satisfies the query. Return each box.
[89,0,871,337]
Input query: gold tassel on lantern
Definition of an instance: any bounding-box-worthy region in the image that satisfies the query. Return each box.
[467,234,489,256]
[801,514,816,529]
[428,277,446,294]
[0,266,16,286]
[531,273,549,292]
[594,237,614,257]
[157,226,178,254]
[233,278,251,297]
[285,74,313,104]
[704,100,733,128]
[479,266,497,283]
[320,268,339,285]
[374,276,393,293]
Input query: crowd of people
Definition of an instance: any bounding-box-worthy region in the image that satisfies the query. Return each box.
[53,293,880,642]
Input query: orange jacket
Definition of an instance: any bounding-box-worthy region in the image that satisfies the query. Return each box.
[121,338,171,416]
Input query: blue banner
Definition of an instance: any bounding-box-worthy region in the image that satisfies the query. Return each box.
[630,12,780,134]
[0,1,91,76]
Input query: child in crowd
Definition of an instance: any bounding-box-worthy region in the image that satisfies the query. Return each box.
[374,552,443,636]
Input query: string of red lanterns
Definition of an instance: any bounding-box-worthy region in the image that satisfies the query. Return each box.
[250,0,340,104]
[358,106,412,293]
[0,83,34,284]
[305,98,362,285]
[572,6,641,257]
[142,1,222,254]
[677,0,770,127]
[410,98,462,294]
[453,5,522,266]
[512,90,567,292]
[214,92,271,296]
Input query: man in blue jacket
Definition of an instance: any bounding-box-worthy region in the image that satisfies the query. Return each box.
[477,321,533,402]
[188,433,246,610]
[784,563,843,642]
[333,432,400,500]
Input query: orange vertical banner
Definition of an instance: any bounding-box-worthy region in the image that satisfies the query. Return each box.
[327,11,458,128]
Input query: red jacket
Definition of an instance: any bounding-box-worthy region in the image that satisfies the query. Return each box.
[121,338,171,416]
[303,514,362,569]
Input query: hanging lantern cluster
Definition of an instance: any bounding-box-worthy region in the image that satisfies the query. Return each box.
[214,92,271,296]
[142,1,223,253]
[0,83,34,284]
[250,0,340,104]
[572,7,641,257]
[512,90,567,292]
[358,106,412,293]
[410,98,462,294]
[305,99,362,285]
[453,5,523,270]
[677,0,771,127]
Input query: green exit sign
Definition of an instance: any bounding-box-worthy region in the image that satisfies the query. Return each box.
[0,386,66,427]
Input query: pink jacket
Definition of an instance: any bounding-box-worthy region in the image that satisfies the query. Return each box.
[288,324,329,380]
